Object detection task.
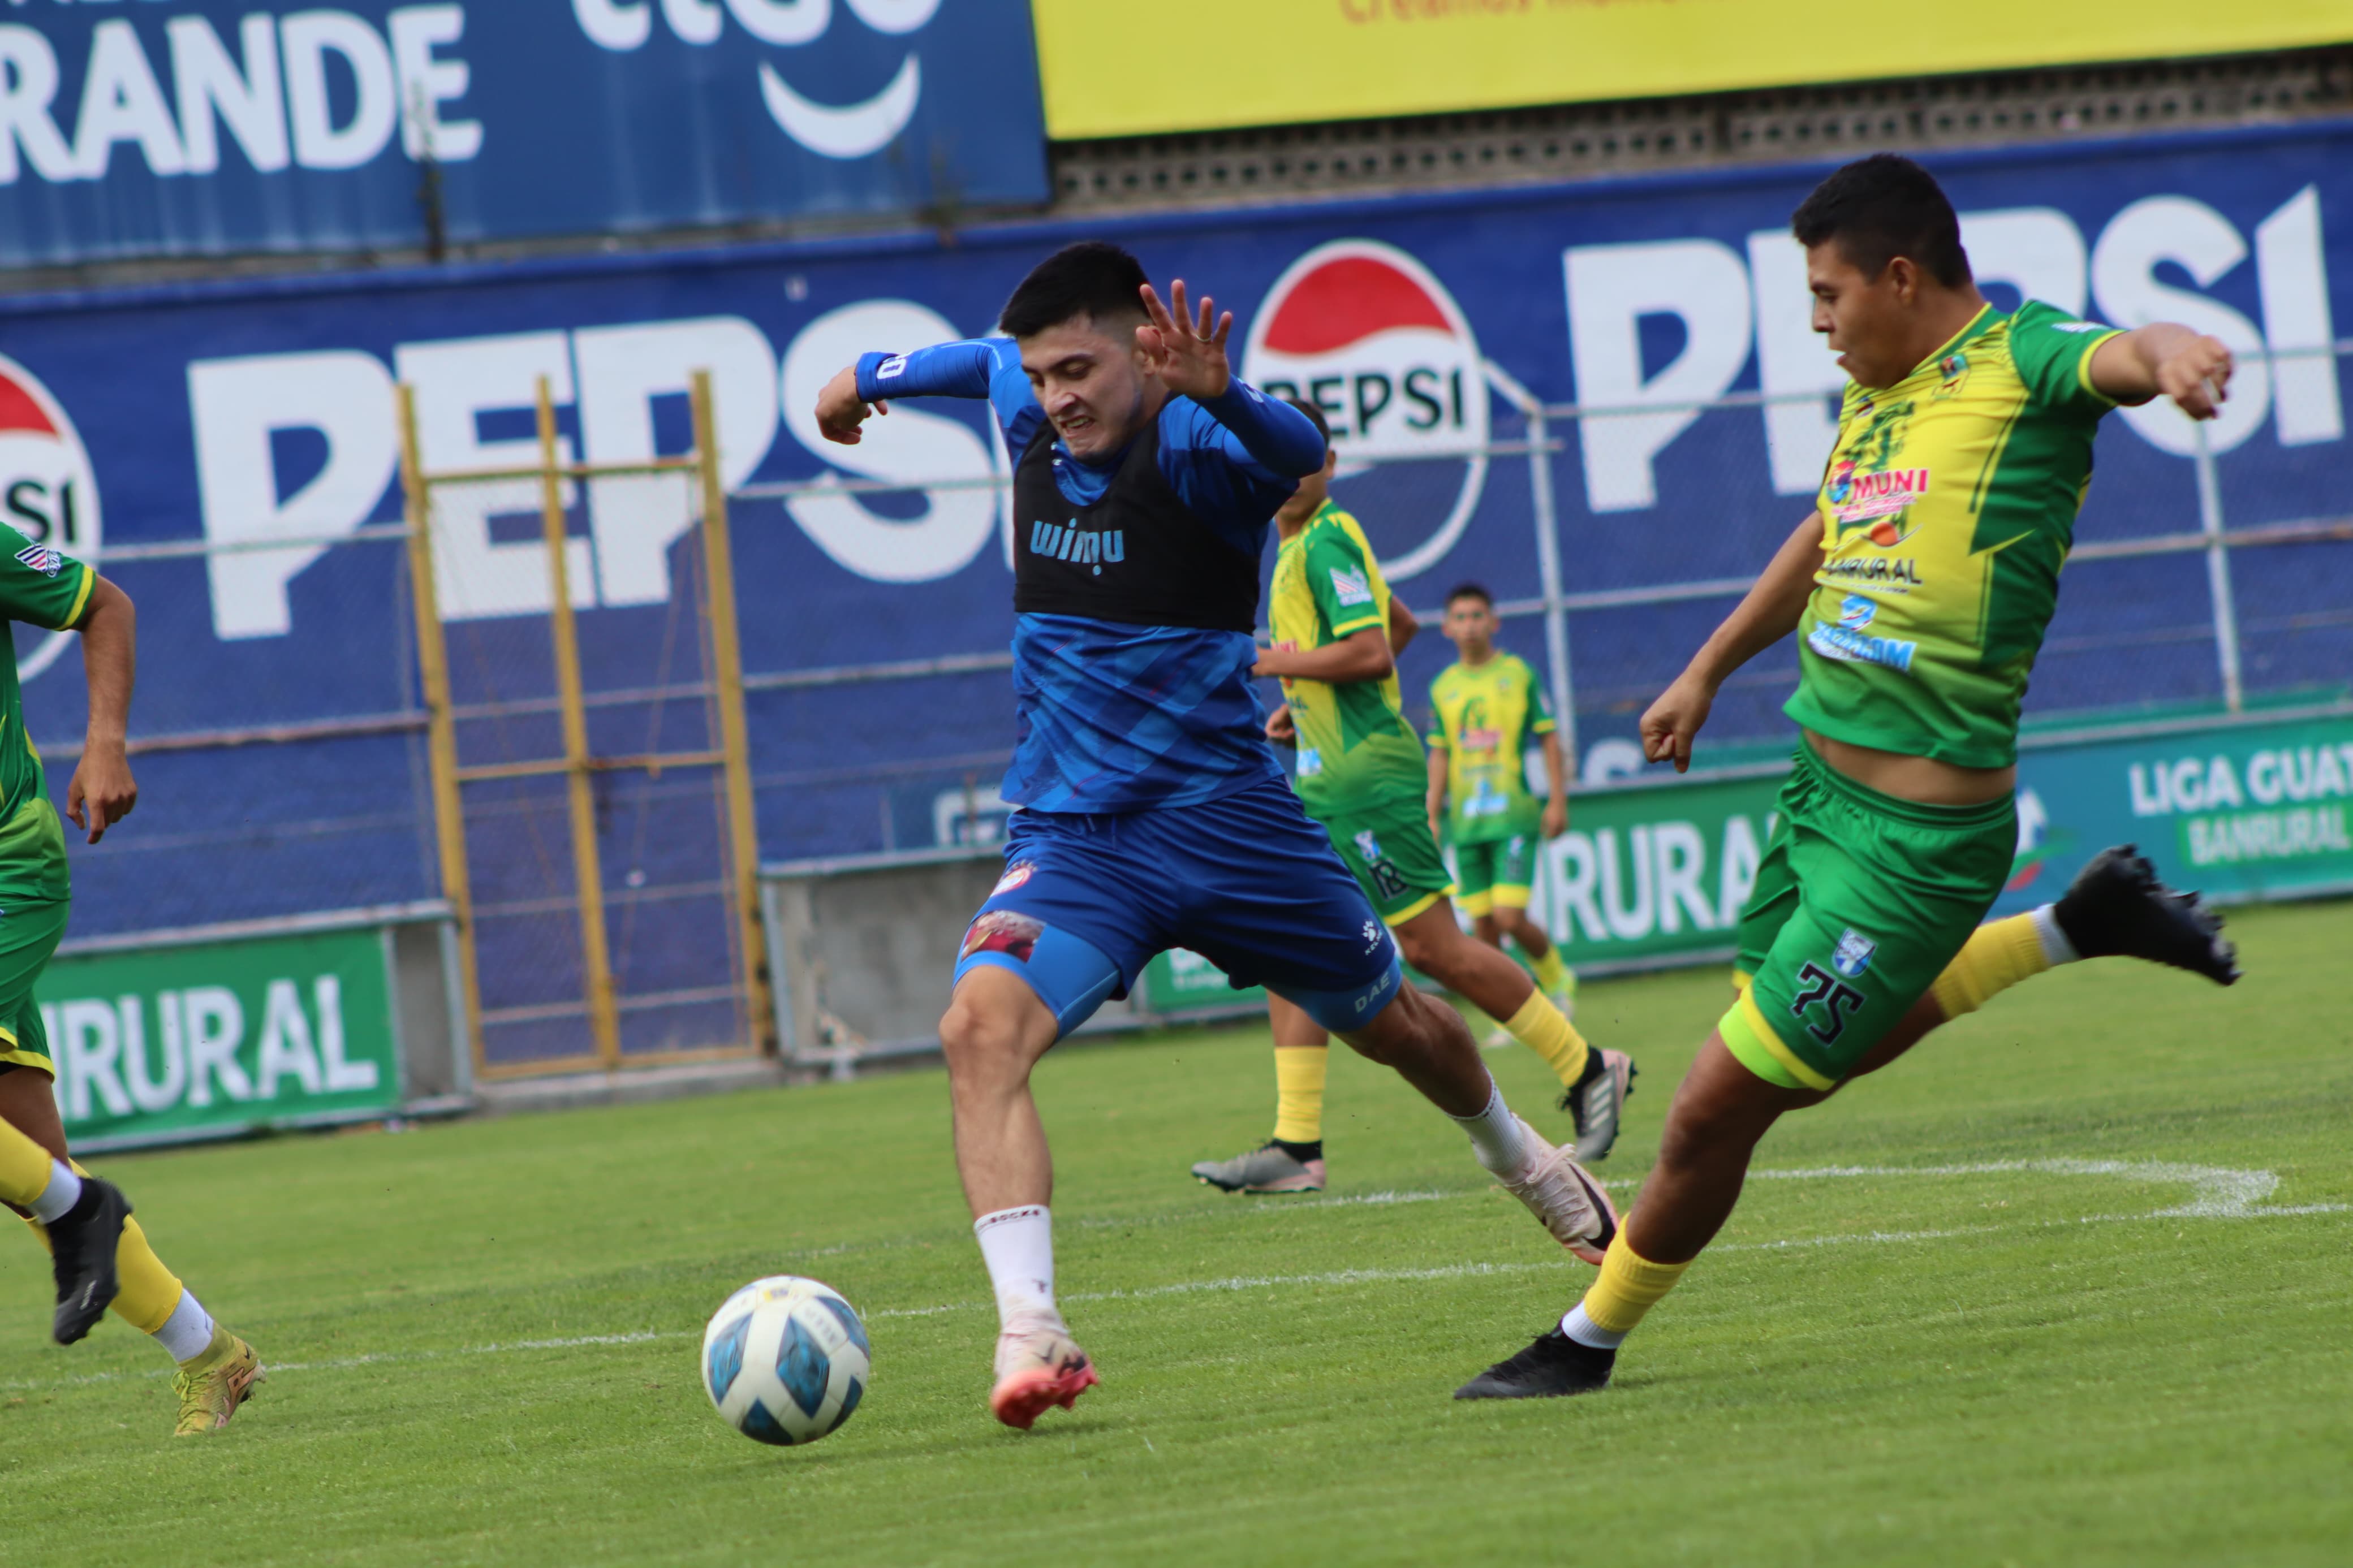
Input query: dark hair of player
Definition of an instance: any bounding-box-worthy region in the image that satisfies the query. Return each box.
[999,241,1152,339]
[1282,397,1333,451]
[1790,153,1973,288]
[1445,582,1493,608]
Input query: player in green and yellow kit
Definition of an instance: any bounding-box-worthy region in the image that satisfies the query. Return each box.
[1192,407,1634,1194]
[1425,585,1576,1006]
[1460,154,2240,1400]
[0,533,263,1434]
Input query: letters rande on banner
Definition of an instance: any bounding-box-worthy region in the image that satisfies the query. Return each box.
[0,1,1048,265]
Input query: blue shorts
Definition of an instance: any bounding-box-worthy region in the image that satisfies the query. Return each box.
[951,774,1404,1038]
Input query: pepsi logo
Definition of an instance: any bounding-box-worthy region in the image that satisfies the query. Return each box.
[0,356,101,683]
[1243,241,1488,581]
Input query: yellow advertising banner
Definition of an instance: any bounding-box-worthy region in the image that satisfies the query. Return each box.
[1031,1,2353,140]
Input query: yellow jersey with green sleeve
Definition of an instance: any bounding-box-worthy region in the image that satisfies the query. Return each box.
[1268,501,1425,815]
[1427,653,1554,845]
[1784,300,2122,770]
[0,526,93,902]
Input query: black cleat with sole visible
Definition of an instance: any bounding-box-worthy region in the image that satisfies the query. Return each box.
[47,1176,130,1345]
[1557,1047,1638,1164]
[1454,1329,1615,1400]
[2053,845,2239,985]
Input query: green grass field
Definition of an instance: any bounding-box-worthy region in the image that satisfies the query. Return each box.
[5,900,2350,1568]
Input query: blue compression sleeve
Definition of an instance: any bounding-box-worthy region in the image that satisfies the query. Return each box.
[1196,381,1328,479]
[857,338,1045,455]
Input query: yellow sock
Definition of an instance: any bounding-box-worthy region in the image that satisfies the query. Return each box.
[0,1117,57,1210]
[1929,913,2053,1021]
[1502,990,1589,1090]
[1272,1046,1328,1144]
[1528,943,1569,996]
[1581,1234,1692,1335]
[22,1161,187,1334]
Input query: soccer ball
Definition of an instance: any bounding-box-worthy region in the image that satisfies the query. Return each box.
[700,1276,870,1446]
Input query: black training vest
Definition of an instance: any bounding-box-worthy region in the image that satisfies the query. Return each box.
[1010,416,1261,633]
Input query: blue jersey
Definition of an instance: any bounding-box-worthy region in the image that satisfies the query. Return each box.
[856,338,1325,814]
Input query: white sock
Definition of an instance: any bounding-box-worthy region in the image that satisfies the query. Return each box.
[1449,1081,1529,1174]
[1559,1302,1626,1350]
[2031,904,2080,965]
[153,1289,217,1364]
[973,1205,1059,1330]
[28,1160,81,1225]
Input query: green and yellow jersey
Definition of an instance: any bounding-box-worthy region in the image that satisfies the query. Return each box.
[1427,652,1555,845]
[0,526,92,902]
[1268,501,1424,815]
[1787,300,2121,770]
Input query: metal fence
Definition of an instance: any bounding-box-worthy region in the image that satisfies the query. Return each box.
[729,341,2353,866]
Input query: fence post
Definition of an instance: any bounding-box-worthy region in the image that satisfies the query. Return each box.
[397,385,486,1077]
[1525,403,1577,768]
[691,369,777,1055]
[534,376,624,1069]
[2190,416,2244,714]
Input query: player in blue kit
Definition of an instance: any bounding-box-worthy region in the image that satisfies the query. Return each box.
[813,243,1616,1429]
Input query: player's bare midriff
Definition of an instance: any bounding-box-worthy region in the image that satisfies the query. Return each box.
[1802,729,2017,806]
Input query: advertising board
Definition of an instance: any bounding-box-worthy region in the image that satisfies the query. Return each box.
[0,1,1048,264]
[1029,1,2353,139]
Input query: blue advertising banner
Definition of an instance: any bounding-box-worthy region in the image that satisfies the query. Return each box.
[0,0,1048,264]
[1,120,2350,950]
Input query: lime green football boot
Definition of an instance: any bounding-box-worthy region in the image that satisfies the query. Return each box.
[172,1327,264,1436]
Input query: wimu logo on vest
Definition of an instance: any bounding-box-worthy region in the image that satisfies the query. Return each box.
[1244,240,1489,582]
[1029,519,1124,575]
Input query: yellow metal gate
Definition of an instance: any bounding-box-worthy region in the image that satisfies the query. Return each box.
[398,372,771,1077]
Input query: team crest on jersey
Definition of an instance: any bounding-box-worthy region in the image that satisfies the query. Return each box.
[1933,351,1970,399]
[1354,829,1385,863]
[1831,928,1878,979]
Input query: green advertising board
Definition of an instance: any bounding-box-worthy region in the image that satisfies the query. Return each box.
[1137,945,1266,1018]
[41,926,403,1150]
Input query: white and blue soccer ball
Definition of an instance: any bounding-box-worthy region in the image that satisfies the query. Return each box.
[700,1276,870,1446]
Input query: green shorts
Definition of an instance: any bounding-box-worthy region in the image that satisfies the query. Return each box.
[1309,790,1455,926]
[1721,744,2015,1090]
[0,895,71,1078]
[1451,832,1538,917]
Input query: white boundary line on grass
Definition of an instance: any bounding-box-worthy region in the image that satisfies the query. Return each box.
[5,1159,2342,1397]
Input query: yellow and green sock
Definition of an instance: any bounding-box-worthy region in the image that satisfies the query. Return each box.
[1930,909,2073,1021]
[1501,989,1590,1091]
[1562,1234,1691,1347]
[1272,1046,1328,1147]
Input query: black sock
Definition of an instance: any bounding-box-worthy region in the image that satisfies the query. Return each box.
[1270,1138,1322,1163]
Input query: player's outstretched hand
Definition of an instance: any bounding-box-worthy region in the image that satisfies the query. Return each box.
[1640,670,1715,775]
[1137,280,1232,402]
[66,740,136,844]
[2156,335,2233,420]
[815,365,887,445]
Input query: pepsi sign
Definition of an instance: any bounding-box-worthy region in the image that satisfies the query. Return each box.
[0,356,102,683]
[1244,240,1489,582]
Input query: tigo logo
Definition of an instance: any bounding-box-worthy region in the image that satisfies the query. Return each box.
[1244,241,1489,581]
[0,356,101,683]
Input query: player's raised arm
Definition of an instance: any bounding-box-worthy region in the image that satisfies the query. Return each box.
[813,338,1006,446]
[2086,324,2234,418]
[1141,279,1326,478]
[1640,511,1826,772]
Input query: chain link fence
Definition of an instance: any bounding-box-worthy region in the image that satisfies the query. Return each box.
[732,342,2353,866]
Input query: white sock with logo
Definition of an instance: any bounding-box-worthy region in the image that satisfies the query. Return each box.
[1451,1081,1529,1174]
[153,1289,218,1364]
[1559,1302,1627,1349]
[973,1205,1059,1331]
[28,1160,81,1225]
[2031,904,2080,965]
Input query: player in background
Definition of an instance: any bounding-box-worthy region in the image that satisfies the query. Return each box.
[1190,407,1629,1194]
[0,544,263,1434]
[1458,155,2240,1401]
[1425,584,1634,1160]
[813,243,1615,1431]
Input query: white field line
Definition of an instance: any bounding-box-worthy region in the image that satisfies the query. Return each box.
[5,1160,2341,1398]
